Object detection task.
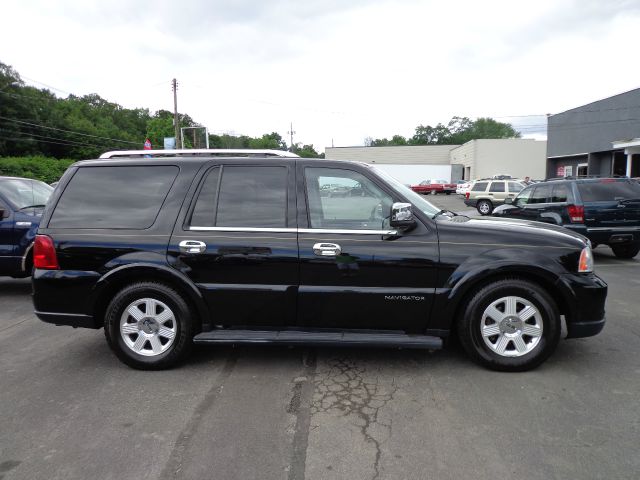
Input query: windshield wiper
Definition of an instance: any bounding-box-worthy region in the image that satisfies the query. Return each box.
[18,204,46,210]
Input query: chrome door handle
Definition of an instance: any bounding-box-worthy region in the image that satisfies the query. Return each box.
[313,243,342,257]
[179,240,207,254]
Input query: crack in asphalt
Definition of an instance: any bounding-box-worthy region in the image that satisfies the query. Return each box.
[311,358,397,480]
[159,352,238,480]
[287,350,318,480]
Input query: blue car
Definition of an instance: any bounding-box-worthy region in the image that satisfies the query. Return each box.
[0,176,53,277]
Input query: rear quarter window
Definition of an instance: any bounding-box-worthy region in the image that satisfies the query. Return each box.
[49,166,179,229]
[472,182,488,192]
[577,180,640,202]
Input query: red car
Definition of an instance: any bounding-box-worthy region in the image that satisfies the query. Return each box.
[410,179,456,195]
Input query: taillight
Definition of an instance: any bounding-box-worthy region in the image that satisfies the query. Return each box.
[578,246,593,273]
[567,205,584,223]
[465,192,470,199]
[34,235,59,270]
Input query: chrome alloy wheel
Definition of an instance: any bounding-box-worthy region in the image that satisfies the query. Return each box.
[478,201,491,215]
[480,296,543,357]
[119,298,177,357]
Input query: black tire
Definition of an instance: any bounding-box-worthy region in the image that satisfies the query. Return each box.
[446,192,452,195]
[476,200,493,215]
[104,282,195,370]
[610,242,640,259]
[457,279,560,372]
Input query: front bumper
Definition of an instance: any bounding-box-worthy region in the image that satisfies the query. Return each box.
[556,272,608,338]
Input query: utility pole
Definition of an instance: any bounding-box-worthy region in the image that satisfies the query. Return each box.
[287,122,296,151]
[172,79,181,149]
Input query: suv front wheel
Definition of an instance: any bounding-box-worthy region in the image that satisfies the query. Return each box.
[457,279,560,371]
[104,282,194,370]
[477,199,493,215]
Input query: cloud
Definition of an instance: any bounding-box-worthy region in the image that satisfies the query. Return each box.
[2,0,640,151]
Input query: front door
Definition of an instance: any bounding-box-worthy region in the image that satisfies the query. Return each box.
[296,163,439,332]
[167,162,298,327]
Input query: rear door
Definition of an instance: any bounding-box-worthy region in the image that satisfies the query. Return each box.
[296,162,438,332]
[167,162,298,327]
[578,179,640,230]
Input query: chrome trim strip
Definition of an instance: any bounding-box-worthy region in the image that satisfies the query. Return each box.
[34,311,92,318]
[189,226,297,233]
[587,226,640,232]
[298,228,398,235]
[188,226,398,235]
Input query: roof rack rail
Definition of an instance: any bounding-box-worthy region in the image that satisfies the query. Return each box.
[99,149,300,159]
[544,174,628,181]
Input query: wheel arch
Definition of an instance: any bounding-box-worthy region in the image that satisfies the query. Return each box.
[91,264,210,331]
[439,262,572,336]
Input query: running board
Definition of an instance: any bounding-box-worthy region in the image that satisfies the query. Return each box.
[193,329,442,349]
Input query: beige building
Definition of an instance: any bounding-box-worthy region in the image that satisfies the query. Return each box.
[450,139,547,180]
[325,139,547,181]
[325,145,457,165]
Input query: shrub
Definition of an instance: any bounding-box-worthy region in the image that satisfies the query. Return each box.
[0,156,75,183]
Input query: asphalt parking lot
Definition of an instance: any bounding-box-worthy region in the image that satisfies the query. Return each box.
[1,199,639,480]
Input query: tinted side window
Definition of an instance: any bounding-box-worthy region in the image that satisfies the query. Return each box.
[577,180,640,202]
[489,182,505,192]
[189,167,221,227]
[472,182,488,192]
[551,184,570,203]
[508,182,523,193]
[305,167,393,230]
[49,166,178,229]
[215,166,287,228]
[515,187,533,206]
[528,184,553,204]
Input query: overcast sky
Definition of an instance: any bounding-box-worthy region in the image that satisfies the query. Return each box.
[3,0,640,151]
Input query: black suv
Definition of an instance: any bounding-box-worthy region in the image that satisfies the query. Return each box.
[32,150,607,372]
[493,177,640,259]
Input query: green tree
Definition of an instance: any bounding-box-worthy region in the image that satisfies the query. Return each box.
[291,143,323,158]
[370,117,520,147]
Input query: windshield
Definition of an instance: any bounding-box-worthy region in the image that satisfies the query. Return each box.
[370,167,441,218]
[0,178,53,210]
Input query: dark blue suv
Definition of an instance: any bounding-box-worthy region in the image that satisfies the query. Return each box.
[493,177,640,258]
[0,176,53,277]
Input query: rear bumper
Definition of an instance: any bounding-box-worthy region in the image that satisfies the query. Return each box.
[585,227,640,245]
[32,268,102,328]
[557,273,608,338]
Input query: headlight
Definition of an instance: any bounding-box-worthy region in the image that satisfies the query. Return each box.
[578,246,593,273]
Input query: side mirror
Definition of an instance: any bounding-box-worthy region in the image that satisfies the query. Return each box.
[0,208,6,219]
[390,202,416,230]
[504,198,513,205]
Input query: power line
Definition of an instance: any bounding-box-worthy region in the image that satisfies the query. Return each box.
[19,75,73,96]
[0,115,141,145]
[0,128,119,149]
[0,134,104,149]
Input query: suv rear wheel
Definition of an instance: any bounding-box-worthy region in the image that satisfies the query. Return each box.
[457,279,560,371]
[610,242,640,259]
[104,282,194,370]
[477,199,493,215]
